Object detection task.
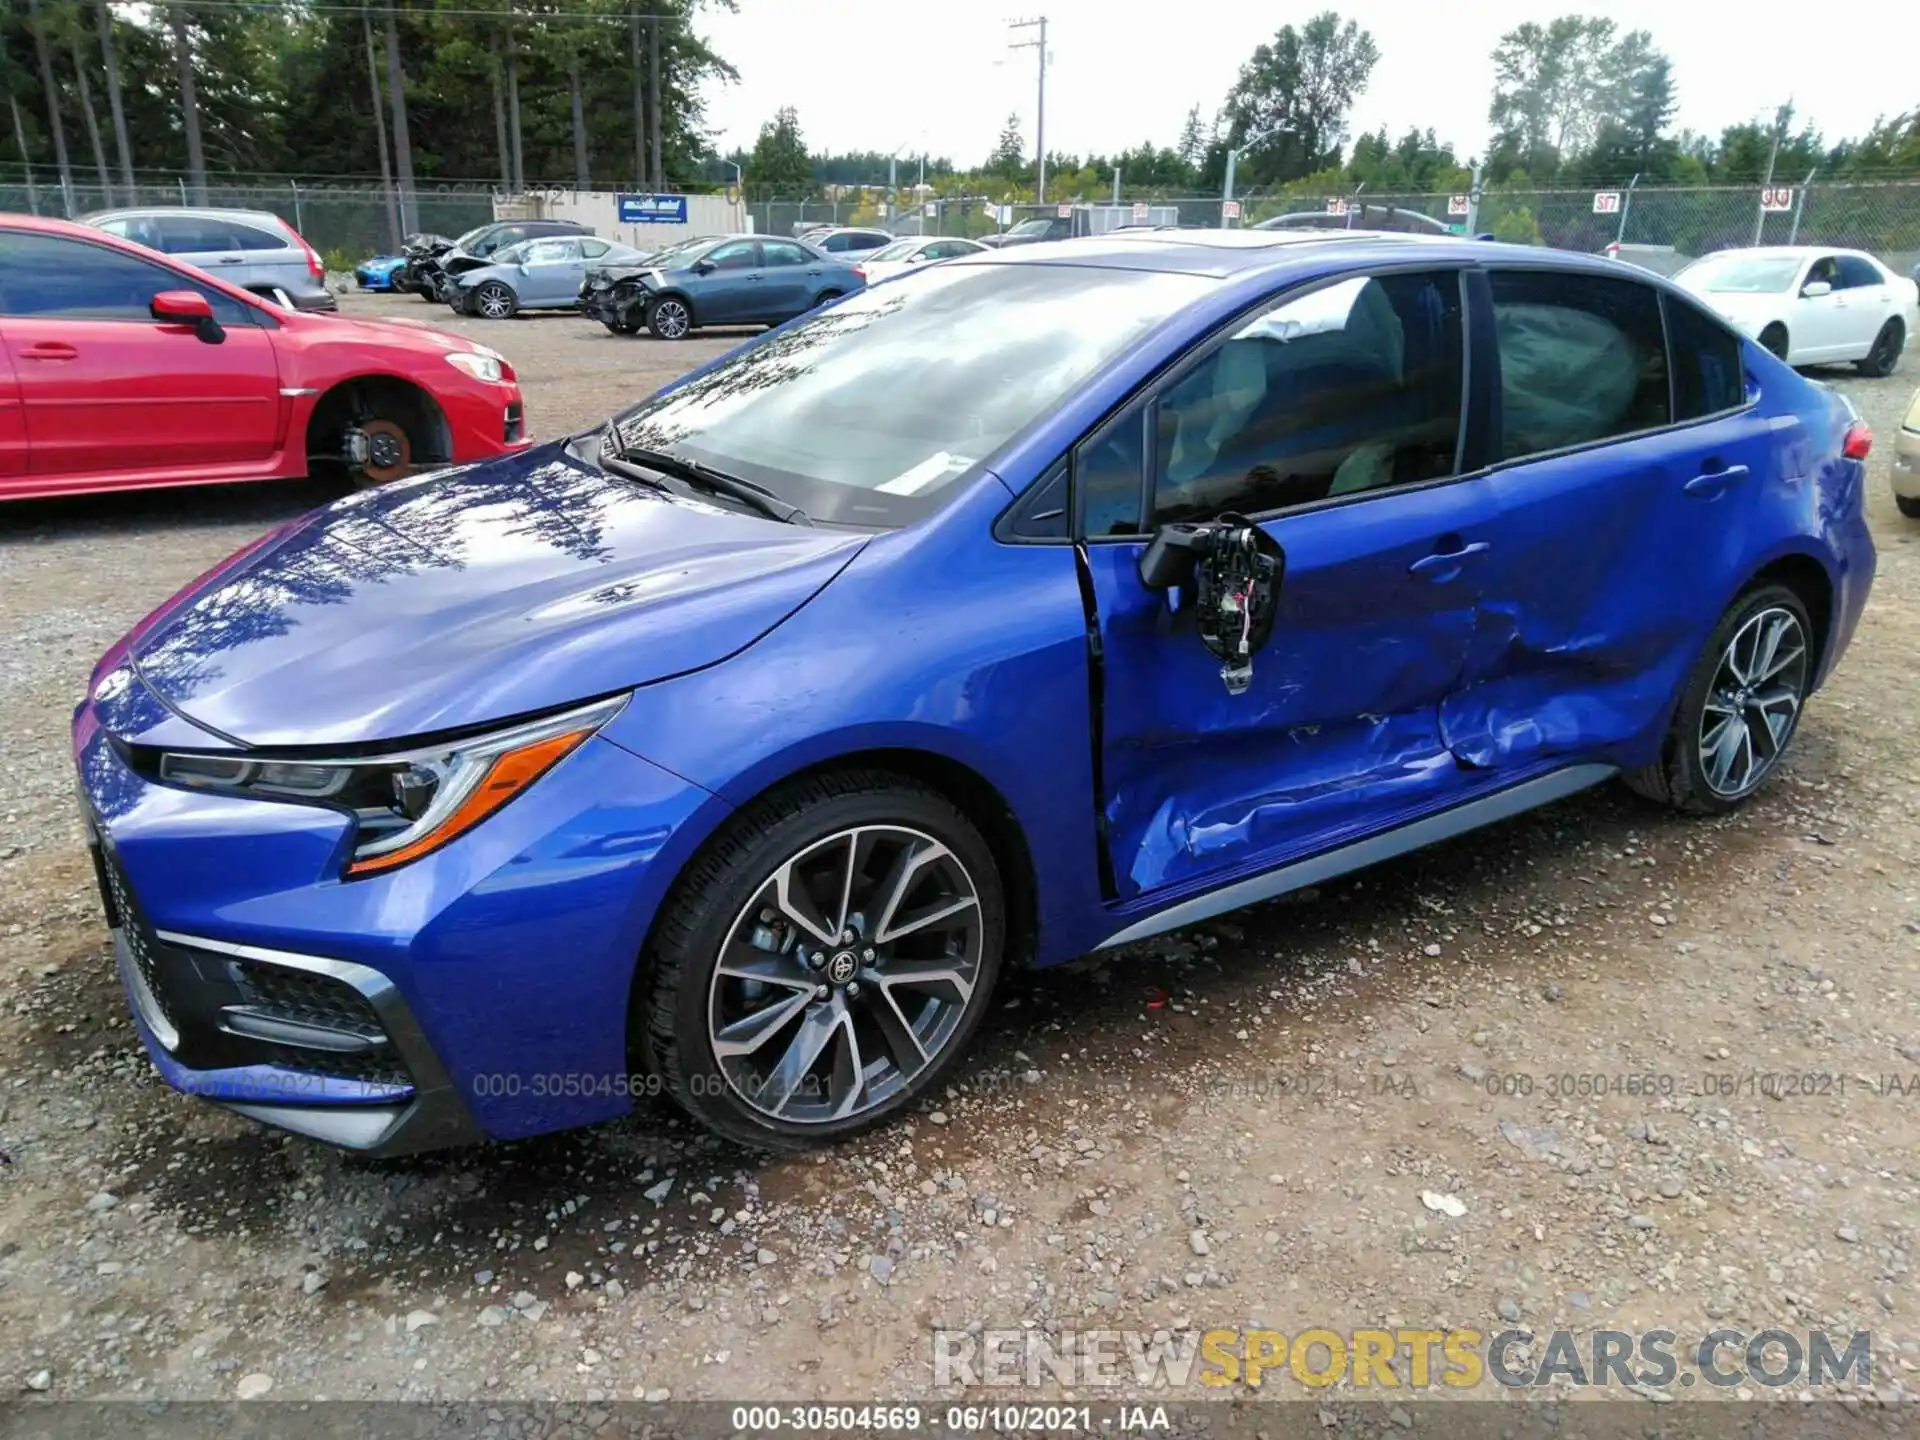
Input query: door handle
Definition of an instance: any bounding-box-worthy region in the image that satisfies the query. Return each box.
[20,342,78,361]
[1408,540,1490,581]
[1682,463,1751,498]
[214,256,244,265]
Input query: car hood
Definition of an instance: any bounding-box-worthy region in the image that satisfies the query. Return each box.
[1678,288,1783,323]
[124,443,868,749]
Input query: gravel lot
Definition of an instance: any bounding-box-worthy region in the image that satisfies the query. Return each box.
[2,292,1918,1414]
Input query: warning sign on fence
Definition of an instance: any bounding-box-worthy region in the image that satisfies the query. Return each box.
[1592,191,1622,214]
[1447,194,1470,216]
[1761,186,1795,212]
[1325,197,1349,216]
[1221,200,1241,220]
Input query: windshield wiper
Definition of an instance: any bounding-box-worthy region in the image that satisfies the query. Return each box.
[604,443,812,526]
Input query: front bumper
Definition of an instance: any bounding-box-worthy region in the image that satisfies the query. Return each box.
[73,689,723,1153]
[579,284,643,326]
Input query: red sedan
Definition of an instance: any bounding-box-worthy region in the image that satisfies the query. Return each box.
[0,215,530,501]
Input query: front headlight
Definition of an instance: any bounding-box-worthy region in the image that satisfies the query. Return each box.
[154,695,626,878]
[446,351,506,383]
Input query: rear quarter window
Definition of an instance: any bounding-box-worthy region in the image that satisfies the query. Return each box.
[1663,294,1747,420]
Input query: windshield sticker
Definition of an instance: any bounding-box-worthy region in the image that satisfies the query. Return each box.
[876,451,974,496]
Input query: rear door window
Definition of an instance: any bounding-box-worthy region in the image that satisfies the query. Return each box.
[761,241,812,267]
[1834,255,1884,290]
[1488,269,1670,461]
[155,215,238,254]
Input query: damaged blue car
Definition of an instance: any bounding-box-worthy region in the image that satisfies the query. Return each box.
[75,231,1876,1156]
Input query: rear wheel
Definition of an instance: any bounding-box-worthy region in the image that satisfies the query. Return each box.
[813,288,843,308]
[1896,494,1920,519]
[1623,585,1813,815]
[1857,320,1905,377]
[641,771,1004,1150]
[473,281,517,320]
[1759,324,1790,362]
[647,295,692,340]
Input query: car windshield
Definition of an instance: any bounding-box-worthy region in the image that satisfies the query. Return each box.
[490,241,528,264]
[607,262,1212,527]
[869,238,920,261]
[1005,219,1056,237]
[644,235,717,264]
[1679,255,1803,293]
[453,224,497,251]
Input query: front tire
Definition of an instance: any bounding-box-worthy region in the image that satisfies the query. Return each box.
[647,294,693,340]
[641,770,1005,1150]
[472,281,517,320]
[1623,585,1813,814]
[1857,320,1905,378]
[1896,494,1920,519]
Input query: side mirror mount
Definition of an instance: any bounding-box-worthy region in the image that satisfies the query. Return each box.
[150,289,223,344]
[691,259,715,275]
[1801,280,1832,298]
[1137,515,1286,696]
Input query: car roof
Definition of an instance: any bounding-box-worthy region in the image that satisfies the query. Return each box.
[951,228,1639,282]
[1703,245,1866,260]
[80,206,293,228]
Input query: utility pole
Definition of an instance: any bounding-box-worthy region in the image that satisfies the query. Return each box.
[648,14,663,191]
[363,12,401,250]
[630,4,646,191]
[1753,100,1789,246]
[1007,17,1048,205]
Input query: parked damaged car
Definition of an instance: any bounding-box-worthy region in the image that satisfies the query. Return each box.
[427,220,595,303]
[0,214,528,501]
[447,235,649,319]
[580,233,865,338]
[76,231,1875,1158]
[392,232,455,296]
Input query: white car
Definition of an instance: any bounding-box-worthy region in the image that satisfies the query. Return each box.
[1674,246,1918,375]
[854,235,988,283]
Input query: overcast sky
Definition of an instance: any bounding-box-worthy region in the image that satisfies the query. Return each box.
[694,0,1911,172]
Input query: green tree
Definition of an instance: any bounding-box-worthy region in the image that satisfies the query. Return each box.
[1222,11,1379,186]
[1488,16,1673,183]
[1491,204,1542,245]
[748,104,811,195]
[1175,104,1210,173]
[991,112,1026,182]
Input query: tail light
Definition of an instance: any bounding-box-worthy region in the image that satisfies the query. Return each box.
[1842,422,1873,461]
[289,227,324,281]
[852,265,866,281]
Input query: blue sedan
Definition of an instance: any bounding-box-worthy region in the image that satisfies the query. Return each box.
[579,233,866,338]
[74,231,1875,1155]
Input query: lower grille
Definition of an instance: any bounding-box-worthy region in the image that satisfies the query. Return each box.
[234,963,383,1038]
[504,401,525,443]
[98,849,179,1039]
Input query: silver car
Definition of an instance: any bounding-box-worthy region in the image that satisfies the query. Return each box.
[448,235,647,319]
[83,206,337,312]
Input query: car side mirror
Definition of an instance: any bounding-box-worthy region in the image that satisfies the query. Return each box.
[150,289,223,344]
[1801,280,1833,297]
[691,259,714,275]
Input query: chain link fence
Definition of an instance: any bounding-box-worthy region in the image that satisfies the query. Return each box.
[748,180,1920,273]
[11,173,1920,275]
[0,178,502,263]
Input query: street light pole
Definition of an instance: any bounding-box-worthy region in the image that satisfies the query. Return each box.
[1008,17,1049,205]
[1222,124,1293,227]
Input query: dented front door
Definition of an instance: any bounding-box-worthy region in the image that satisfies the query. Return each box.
[1086,476,1501,904]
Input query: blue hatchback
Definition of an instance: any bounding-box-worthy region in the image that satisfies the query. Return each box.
[75,231,1876,1156]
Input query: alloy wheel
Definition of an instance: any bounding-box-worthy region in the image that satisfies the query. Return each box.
[477,284,514,320]
[653,300,690,339]
[1697,606,1808,797]
[706,825,983,1125]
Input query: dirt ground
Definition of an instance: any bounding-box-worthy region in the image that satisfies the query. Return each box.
[2,291,1918,1416]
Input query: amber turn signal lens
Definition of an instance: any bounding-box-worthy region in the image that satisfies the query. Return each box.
[344,727,593,877]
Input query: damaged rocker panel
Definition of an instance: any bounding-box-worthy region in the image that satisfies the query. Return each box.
[1096,762,1616,949]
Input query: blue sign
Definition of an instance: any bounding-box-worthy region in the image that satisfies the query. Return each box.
[617,193,689,224]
